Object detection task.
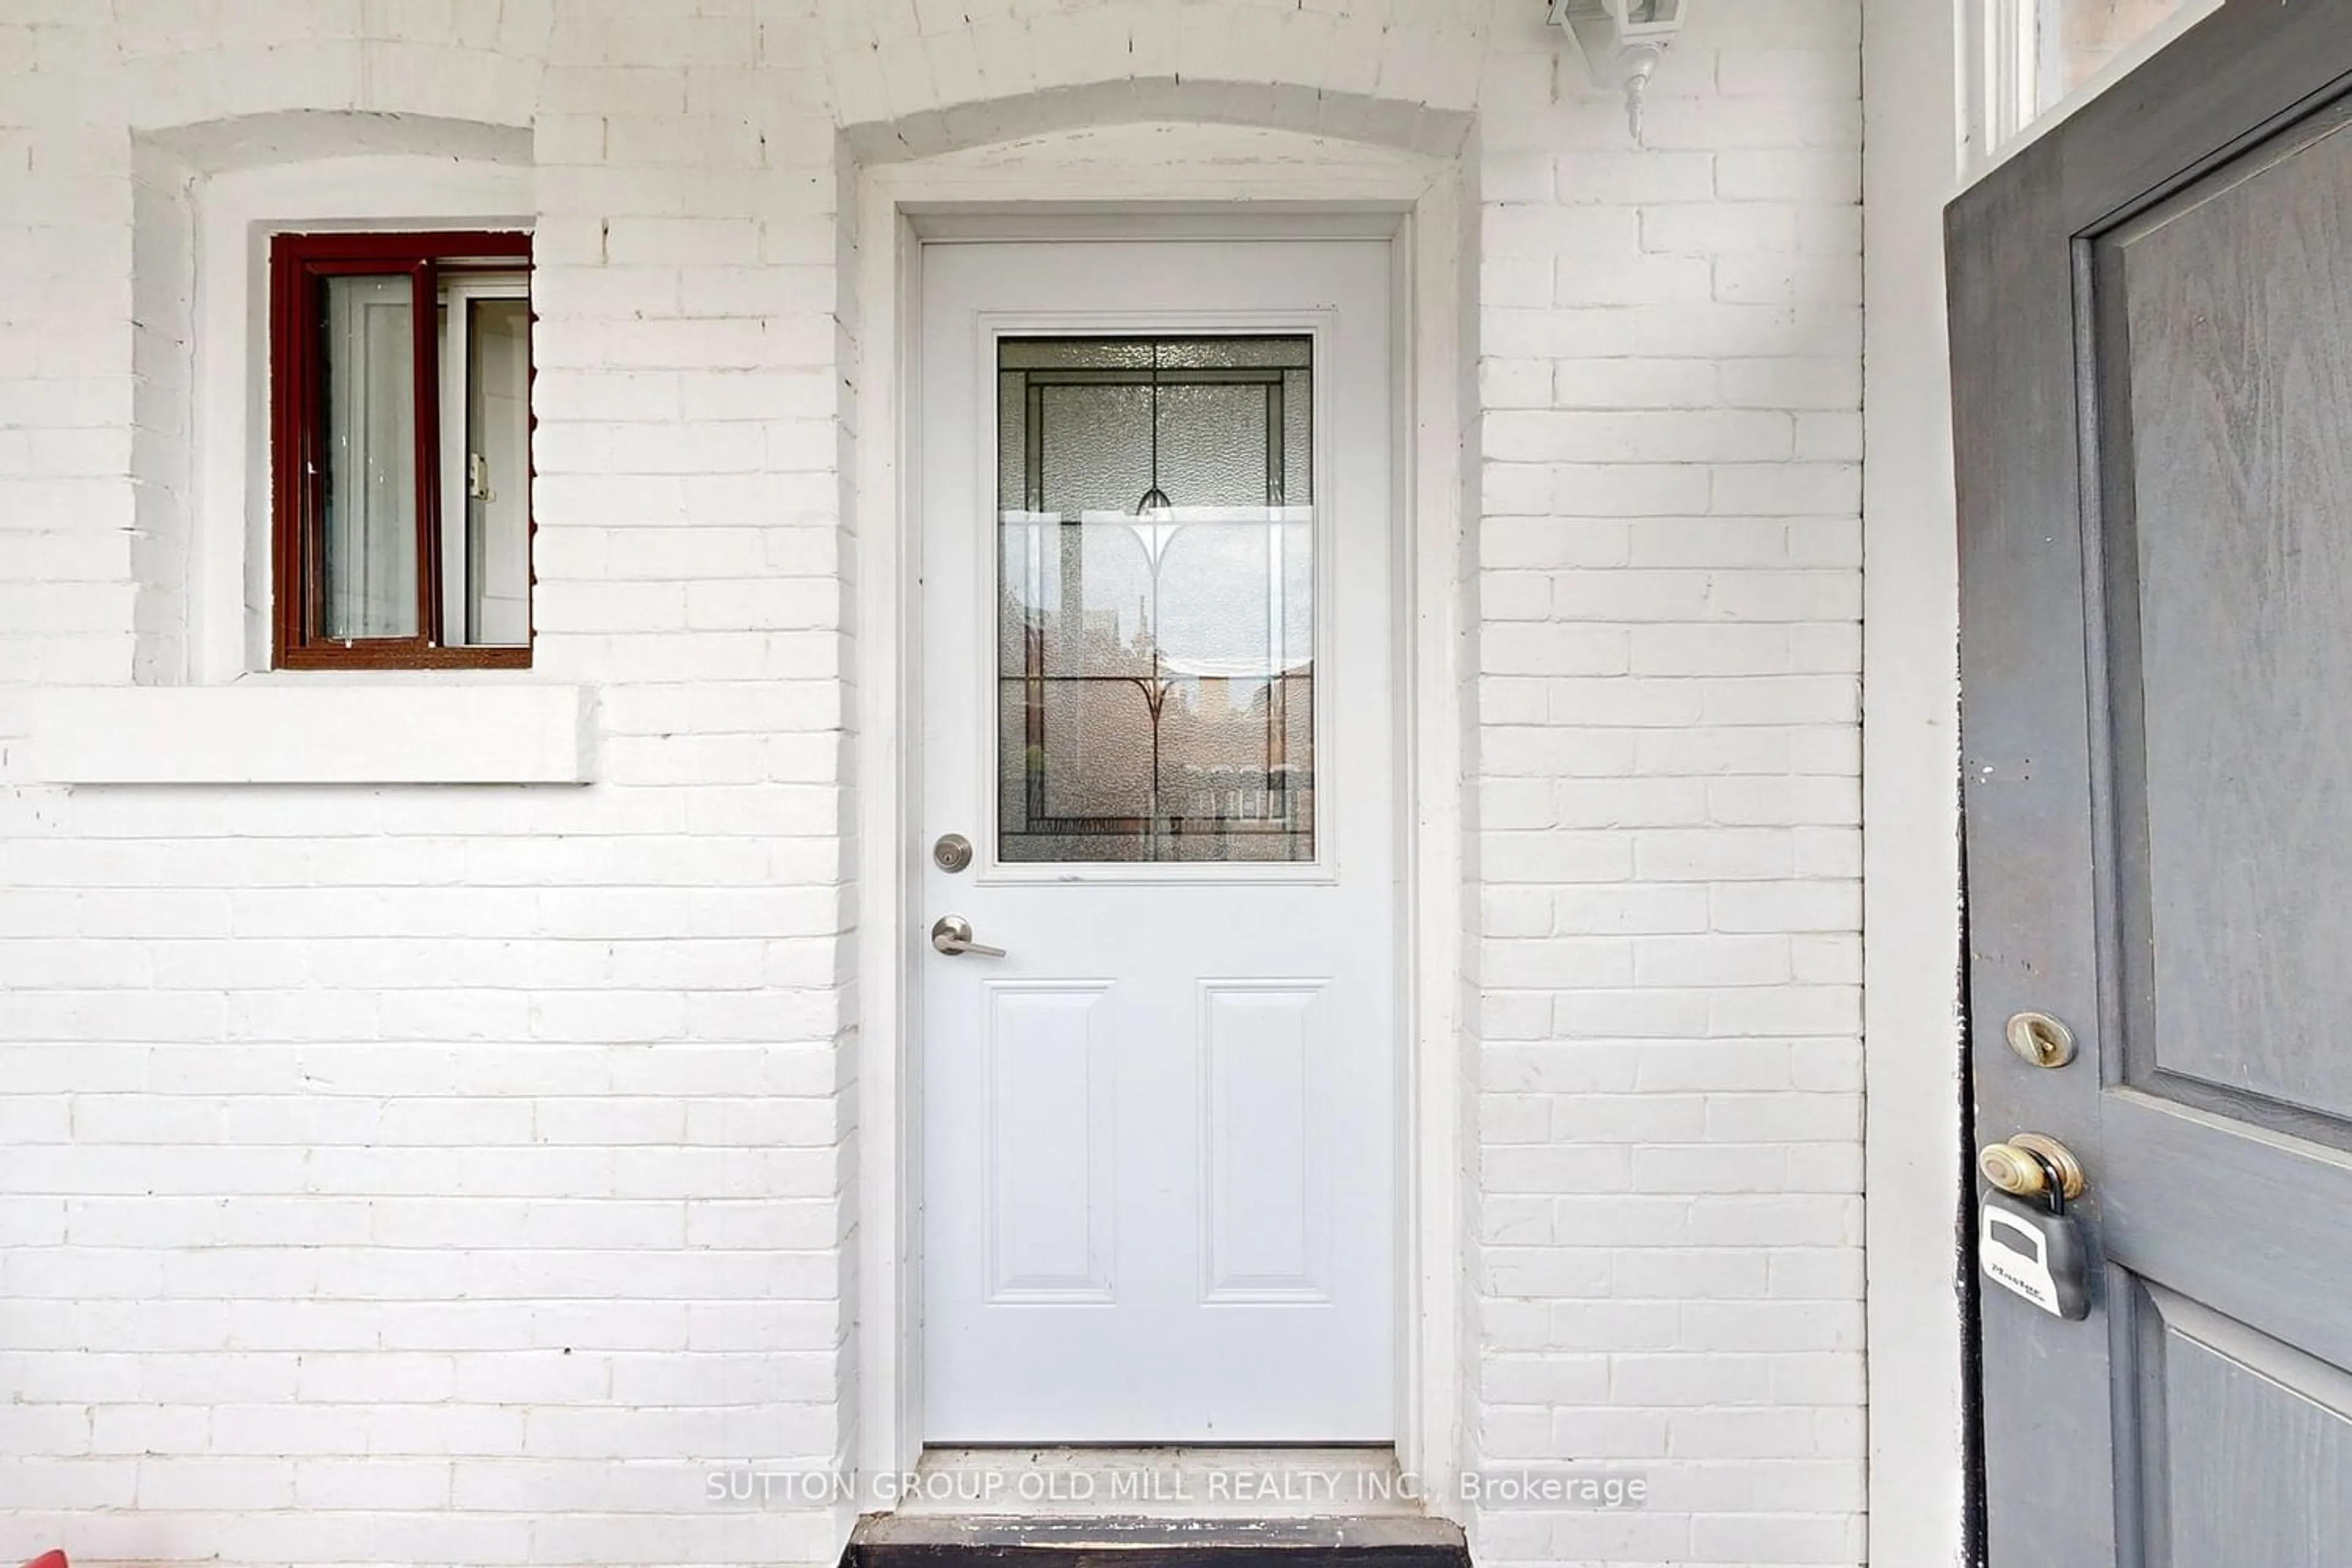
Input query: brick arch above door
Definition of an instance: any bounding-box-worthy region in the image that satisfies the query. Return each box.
[820,2,1483,165]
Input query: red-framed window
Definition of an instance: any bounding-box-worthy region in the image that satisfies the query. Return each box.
[269,230,535,669]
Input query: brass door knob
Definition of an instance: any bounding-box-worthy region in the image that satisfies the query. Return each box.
[1978,1133,2086,1201]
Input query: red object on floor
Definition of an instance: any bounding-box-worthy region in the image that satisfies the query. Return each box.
[23,1553,68,1568]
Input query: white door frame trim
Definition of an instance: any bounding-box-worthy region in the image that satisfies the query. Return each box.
[1861,2,1970,1564]
[850,129,1473,1511]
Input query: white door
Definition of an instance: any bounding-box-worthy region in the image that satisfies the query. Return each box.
[918,238,1396,1443]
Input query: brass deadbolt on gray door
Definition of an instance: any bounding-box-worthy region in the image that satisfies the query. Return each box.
[2003,1011,2077,1068]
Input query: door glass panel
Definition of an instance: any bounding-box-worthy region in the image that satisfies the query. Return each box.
[319,274,420,640]
[997,335,1315,865]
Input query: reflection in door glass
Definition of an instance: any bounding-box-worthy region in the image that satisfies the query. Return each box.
[997,336,1314,864]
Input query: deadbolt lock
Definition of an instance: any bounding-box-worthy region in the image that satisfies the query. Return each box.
[932,833,974,873]
[2004,1011,2077,1069]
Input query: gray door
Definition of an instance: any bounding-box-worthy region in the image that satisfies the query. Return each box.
[1950,2,2352,1561]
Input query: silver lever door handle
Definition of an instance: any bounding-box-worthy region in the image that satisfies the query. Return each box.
[930,914,1006,958]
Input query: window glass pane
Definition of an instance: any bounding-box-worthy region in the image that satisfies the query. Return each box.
[319,274,419,640]
[2035,0,2195,112]
[997,335,1315,865]
[464,296,532,647]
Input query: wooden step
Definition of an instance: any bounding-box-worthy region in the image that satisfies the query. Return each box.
[846,1514,1471,1568]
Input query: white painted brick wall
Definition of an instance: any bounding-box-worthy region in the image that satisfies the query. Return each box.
[1474,7,1865,1564]
[0,1,1862,1564]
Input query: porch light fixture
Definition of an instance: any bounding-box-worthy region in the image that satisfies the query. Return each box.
[1547,0,1689,144]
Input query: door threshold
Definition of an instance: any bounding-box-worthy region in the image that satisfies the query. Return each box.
[848,1513,1469,1568]
[897,1447,1425,1520]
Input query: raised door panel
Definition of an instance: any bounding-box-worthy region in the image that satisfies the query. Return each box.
[985,983,1117,1302]
[2136,1287,2352,1566]
[2085,97,2352,1376]
[2103,105,2352,1133]
[1200,981,1330,1302]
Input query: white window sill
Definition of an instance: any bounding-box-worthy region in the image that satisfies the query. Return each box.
[29,681,595,785]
